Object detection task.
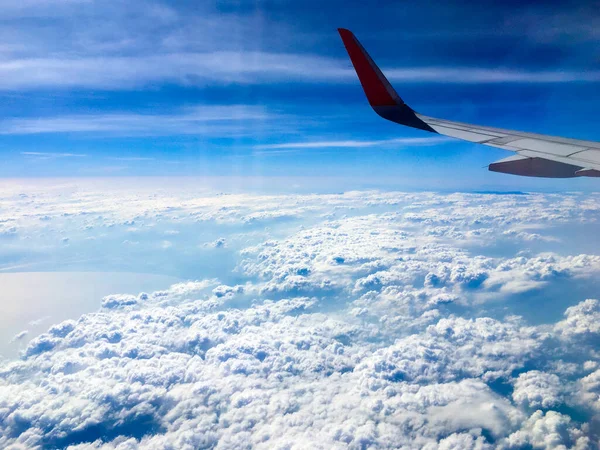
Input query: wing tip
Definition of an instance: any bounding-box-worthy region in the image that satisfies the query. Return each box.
[337,28,402,108]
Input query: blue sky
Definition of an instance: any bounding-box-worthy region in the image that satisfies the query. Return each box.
[1,0,600,190]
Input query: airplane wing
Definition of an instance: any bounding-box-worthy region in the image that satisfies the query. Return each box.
[338,28,600,178]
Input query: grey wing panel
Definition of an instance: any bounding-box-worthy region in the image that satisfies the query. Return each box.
[417,114,600,149]
[415,113,600,173]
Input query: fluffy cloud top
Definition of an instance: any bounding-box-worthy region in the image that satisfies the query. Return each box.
[1,186,600,448]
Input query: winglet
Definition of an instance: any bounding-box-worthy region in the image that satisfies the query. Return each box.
[338,28,403,107]
[338,28,436,133]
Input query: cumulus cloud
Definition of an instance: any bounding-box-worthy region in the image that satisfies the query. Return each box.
[501,410,590,449]
[578,369,600,413]
[239,211,600,306]
[555,299,600,343]
[1,286,597,448]
[1,186,600,447]
[512,371,564,409]
[357,316,541,385]
[1,184,598,241]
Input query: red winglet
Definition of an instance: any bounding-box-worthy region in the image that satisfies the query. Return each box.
[338,28,403,107]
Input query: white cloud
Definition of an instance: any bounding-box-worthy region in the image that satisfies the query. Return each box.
[0,184,600,447]
[9,330,28,343]
[577,369,600,413]
[208,238,226,249]
[254,137,451,150]
[357,316,541,385]
[0,293,502,448]
[21,151,87,158]
[4,105,275,136]
[0,54,598,91]
[0,0,596,94]
[1,282,595,448]
[555,299,600,343]
[108,157,156,162]
[239,210,600,304]
[501,410,590,449]
[385,67,600,84]
[512,371,564,409]
[29,316,51,326]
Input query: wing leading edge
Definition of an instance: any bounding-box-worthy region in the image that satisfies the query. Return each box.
[338,28,600,178]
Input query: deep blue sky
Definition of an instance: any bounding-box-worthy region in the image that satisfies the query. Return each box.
[1,0,599,190]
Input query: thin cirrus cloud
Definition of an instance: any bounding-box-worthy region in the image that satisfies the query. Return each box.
[385,67,600,83]
[0,53,599,91]
[3,105,278,136]
[255,137,451,150]
[21,151,87,158]
[0,0,598,93]
[107,157,156,161]
[0,53,346,90]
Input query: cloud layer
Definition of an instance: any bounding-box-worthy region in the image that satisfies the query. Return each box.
[1,185,600,448]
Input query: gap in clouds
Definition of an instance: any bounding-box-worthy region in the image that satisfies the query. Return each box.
[0,271,181,359]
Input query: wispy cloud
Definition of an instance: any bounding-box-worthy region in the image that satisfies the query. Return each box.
[1,54,599,90]
[0,53,347,90]
[255,137,451,151]
[0,0,597,93]
[4,105,280,135]
[9,329,28,343]
[80,165,129,174]
[21,151,87,158]
[107,157,155,161]
[385,68,600,84]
